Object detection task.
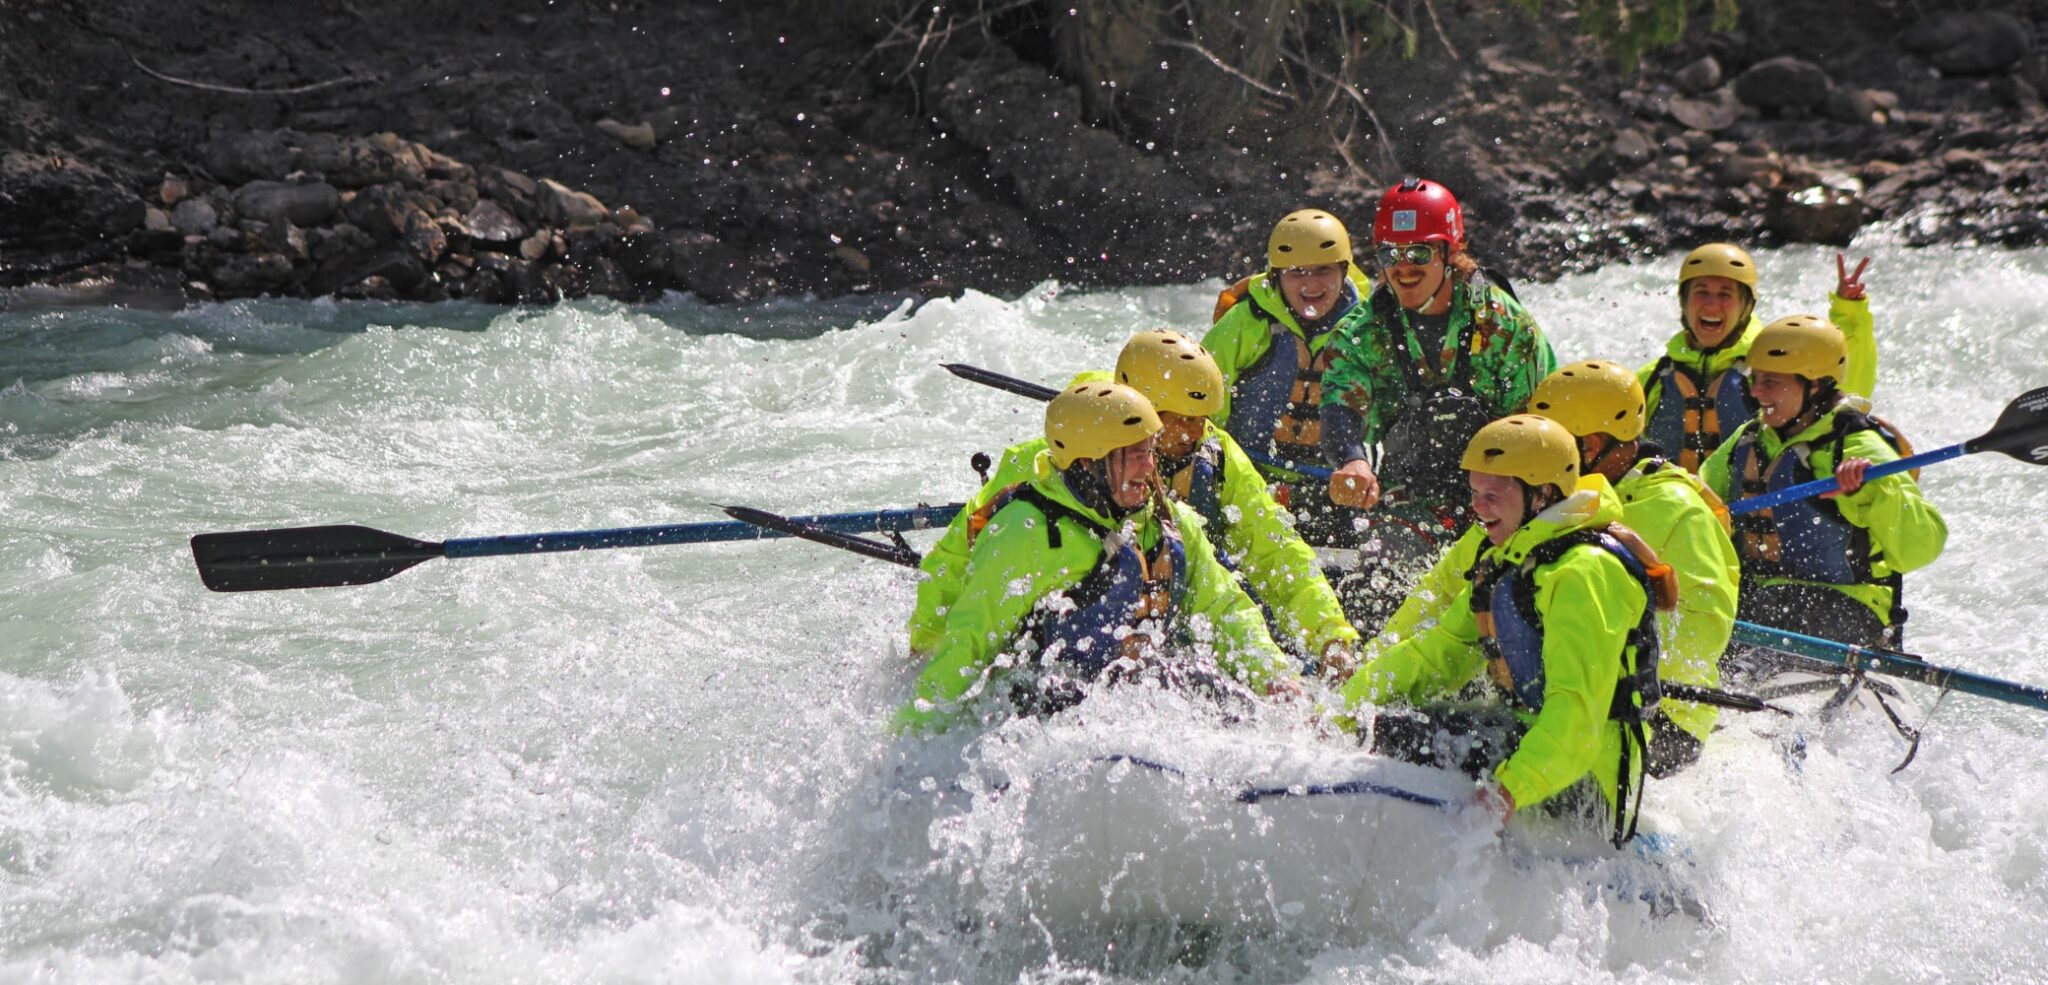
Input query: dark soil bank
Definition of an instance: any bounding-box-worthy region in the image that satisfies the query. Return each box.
[3,0,2044,307]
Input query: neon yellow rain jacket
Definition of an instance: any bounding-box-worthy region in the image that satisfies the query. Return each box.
[896,454,1290,733]
[908,423,1357,658]
[1367,462,1740,746]
[1340,477,1647,813]
[1700,398,1947,624]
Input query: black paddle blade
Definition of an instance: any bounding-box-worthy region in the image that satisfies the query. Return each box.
[941,363,1060,402]
[190,524,446,592]
[1968,385,2048,464]
[721,506,922,568]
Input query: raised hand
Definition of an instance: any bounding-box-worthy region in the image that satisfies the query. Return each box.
[1836,254,1871,302]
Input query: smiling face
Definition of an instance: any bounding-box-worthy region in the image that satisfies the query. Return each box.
[1380,242,1450,313]
[1749,369,1810,429]
[1468,471,1528,546]
[1682,275,1748,349]
[1277,263,1347,321]
[1155,412,1205,461]
[1104,435,1159,510]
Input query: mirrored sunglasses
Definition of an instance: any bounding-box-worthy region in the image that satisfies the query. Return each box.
[1376,243,1438,267]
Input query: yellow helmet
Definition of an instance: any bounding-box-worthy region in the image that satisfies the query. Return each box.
[1461,415,1581,491]
[1115,330,1225,418]
[1677,243,1759,291]
[1266,209,1353,269]
[1045,381,1163,468]
[1529,360,1647,441]
[1748,314,1848,381]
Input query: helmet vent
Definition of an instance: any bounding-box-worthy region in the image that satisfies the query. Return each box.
[1122,416,1143,426]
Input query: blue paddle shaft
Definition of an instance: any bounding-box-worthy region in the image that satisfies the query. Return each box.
[1732,621,2048,712]
[443,505,961,559]
[1726,442,1964,516]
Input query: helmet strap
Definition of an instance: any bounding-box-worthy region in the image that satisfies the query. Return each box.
[1063,458,1141,521]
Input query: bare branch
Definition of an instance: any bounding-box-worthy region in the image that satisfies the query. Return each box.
[1275,45,1402,178]
[1417,0,1462,62]
[125,47,373,96]
[1155,37,1292,101]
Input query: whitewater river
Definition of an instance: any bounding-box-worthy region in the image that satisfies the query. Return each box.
[4,242,2046,983]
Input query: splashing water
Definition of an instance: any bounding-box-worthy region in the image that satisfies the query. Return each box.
[4,244,2047,983]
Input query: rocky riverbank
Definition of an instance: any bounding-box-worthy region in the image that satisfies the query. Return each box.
[2,0,2043,308]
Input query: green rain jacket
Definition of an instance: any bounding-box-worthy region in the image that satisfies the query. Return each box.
[1340,477,1646,813]
[1638,294,1878,458]
[1700,397,1947,624]
[1367,461,1741,745]
[1202,271,1371,433]
[907,423,1357,658]
[1317,279,1555,449]
[896,455,1290,733]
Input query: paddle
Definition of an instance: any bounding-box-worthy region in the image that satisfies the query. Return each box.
[190,504,960,592]
[1732,621,2048,713]
[721,505,923,568]
[940,362,1335,480]
[1727,385,2048,516]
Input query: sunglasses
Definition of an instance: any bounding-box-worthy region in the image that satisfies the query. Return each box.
[1375,243,1438,267]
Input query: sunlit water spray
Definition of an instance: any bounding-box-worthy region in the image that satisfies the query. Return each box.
[4,243,2047,982]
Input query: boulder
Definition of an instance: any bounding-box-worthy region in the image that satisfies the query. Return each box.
[1675,56,1722,95]
[481,167,541,222]
[199,131,296,184]
[1611,128,1656,167]
[1734,57,1832,112]
[1669,88,1739,132]
[667,229,753,302]
[210,252,294,295]
[1767,185,1865,245]
[1826,87,1883,125]
[596,118,657,150]
[232,180,341,226]
[1904,12,2033,76]
[343,183,428,239]
[456,200,528,244]
[171,198,219,235]
[537,178,607,229]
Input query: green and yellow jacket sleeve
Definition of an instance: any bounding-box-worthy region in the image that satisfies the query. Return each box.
[1491,547,1644,812]
[896,482,1101,732]
[1339,585,1486,710]
[1616,465,1740,744]
[1171,498,1293,690]
[1201,276,1287,427]
[1830,293,1877,399]
[1823,426,1947,575]
[907,439,1047,655]
[1210,427,1357,654]
[1373,524,1486,651]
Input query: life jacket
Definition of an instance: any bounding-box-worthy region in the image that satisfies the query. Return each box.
[1466,523,1676,846]
[1644,354,1757,473]
[966,484,1190,678]
[1729,408,1917,626]
[1373,284,1494,511]
[1213,275,1254,324]
[1728,409,1917,587]
[1162,437,1225,532]
[1226,298,1346,464]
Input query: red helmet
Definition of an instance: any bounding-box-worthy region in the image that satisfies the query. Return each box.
[1372,178,1465,246]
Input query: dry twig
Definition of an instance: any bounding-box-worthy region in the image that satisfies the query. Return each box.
[124,47,374,96]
